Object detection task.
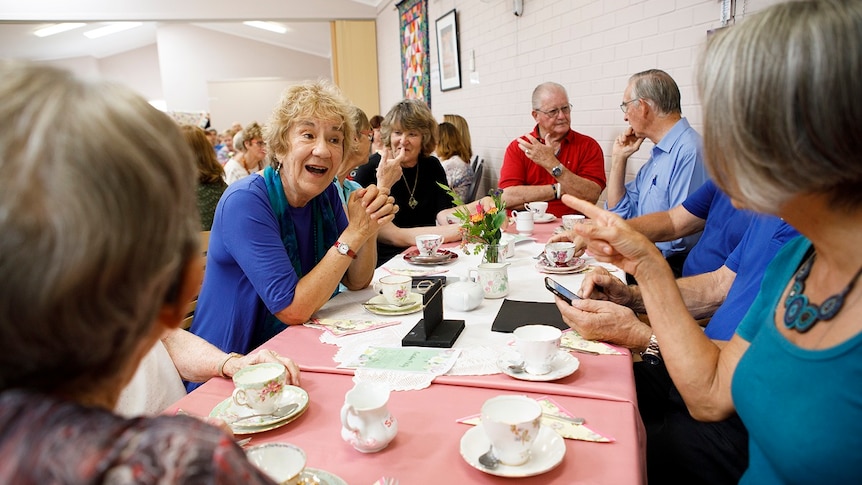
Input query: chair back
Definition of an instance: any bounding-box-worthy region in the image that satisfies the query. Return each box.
[467,158,484,203]
[470,154,480,173]
[181,230,210,329]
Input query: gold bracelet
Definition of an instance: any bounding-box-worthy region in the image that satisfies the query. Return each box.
[218,352,241,378]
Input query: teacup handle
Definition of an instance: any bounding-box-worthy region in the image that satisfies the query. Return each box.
[468,268,479,283]
[340,403,359,434]
[232,388,251,409]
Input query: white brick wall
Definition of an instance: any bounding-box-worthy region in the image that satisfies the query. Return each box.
[376,0,781,202]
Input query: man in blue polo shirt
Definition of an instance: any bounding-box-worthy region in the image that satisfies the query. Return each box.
[607,69,708,274]
[554,214,799,484]
[551,179,753,277]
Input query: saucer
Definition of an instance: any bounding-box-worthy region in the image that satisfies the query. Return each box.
[497,350,580,381]
[460,424,565,477]
[362,293,423,316]
[533,213,557,224]
[403,248,458,265]
[299,467,347,485]
[210,385,309,434]
[535,257,588,274]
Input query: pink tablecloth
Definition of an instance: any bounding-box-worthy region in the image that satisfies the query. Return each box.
[167,370,646,484]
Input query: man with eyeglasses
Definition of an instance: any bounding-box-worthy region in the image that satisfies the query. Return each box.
[499,82,606,217]
[607,69,707,275]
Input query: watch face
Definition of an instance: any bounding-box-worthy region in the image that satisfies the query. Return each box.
[642,352,662,365]
[337,243,348,254]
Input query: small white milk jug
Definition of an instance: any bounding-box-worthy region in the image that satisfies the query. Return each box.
[340,382,398,453]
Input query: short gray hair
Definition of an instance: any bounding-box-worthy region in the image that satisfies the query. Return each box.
[697,0,862,213]
[0,61,199,394]
[531,82,567,110]
[628,69,681,116]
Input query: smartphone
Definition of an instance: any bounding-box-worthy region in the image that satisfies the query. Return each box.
[545,277,581,304]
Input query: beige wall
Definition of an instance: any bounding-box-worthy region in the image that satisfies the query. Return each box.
[332,20,381,121]
[374,0,785,198]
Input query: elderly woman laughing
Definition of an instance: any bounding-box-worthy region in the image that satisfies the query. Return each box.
[190,81,397,371]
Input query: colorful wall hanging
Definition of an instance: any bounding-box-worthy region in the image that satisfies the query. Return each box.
[397,0,431,107]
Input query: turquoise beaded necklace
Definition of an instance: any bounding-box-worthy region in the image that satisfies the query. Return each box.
[784,248,862,333]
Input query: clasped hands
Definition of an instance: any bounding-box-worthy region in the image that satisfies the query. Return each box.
[346,184,398,240]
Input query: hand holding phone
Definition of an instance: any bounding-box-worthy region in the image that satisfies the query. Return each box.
[545,277,581,304]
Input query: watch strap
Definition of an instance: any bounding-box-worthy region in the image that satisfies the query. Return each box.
[333,241,357,259]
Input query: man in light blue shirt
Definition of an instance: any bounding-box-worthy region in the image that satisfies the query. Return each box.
[606,70,707,272]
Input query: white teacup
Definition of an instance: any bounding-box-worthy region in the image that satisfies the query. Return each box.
[545,241,576,266]
[562,214,586,230]
[415,234,443,257]
[378,274,412,306]
[499,233,516,259]
[246,443,307,485]
[512,210,534,235]
[481,395,542,466]
[514,324,562,375]
[232,362,287,414]
[525,201,548,219]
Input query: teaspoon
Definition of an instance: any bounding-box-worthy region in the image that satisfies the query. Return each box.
[478,446,500,469]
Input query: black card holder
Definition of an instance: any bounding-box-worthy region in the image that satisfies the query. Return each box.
[402,279,464,347]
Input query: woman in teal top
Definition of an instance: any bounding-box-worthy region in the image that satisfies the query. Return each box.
[556,1,862,483]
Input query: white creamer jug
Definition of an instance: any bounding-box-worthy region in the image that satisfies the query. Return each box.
[340,382,398,453]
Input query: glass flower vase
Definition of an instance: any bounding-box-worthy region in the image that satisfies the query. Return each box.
[482,243,507,264]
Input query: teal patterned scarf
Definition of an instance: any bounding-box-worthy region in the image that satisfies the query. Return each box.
[255,164,338,346]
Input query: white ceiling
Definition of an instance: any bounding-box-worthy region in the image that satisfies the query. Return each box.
[0,0,385,61]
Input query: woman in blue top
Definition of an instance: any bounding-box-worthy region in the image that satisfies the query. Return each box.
[191,81,397,363]
[560,1,862,483]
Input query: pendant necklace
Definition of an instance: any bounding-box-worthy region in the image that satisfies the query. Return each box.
[402,164,419,209]
[784,248,862,333]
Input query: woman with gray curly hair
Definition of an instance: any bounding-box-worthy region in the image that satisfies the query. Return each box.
[559,1,862,482]
[0,60,275,483]
[189,81,396,371]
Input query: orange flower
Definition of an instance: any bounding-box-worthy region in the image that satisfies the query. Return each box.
[470,212,485,223]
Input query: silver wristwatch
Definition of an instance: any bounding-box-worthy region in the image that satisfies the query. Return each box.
[640,334,662,365]
[551,164,564,178]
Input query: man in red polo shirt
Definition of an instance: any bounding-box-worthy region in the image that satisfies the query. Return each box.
[499,82,606,217]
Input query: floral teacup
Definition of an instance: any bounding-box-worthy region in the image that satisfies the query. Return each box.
[232,362,286,414]
[378,275,413,306]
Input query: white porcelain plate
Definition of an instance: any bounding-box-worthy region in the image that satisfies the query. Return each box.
[460,424,566,477]
[497,350,580,382]
[533,213,557,224]
[210,385,309,434]
[535,257,588,274]
[362,292,423,316]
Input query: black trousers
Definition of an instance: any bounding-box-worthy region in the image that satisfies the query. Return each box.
[635,361,749,485]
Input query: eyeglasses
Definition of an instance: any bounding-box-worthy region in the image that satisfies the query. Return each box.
[252,140,266,148]
[359,130,373,142]
[619,98,641,113]
[534,104,572,118]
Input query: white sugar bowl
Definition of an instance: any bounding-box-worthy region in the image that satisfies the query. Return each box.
[443,280,484,311]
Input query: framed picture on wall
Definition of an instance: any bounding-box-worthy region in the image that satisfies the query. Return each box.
[435,9,461,91]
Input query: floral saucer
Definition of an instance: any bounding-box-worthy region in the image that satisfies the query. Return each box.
[362,293,423,316]
[210,385,309,434]
[535,257,588,274]
[299,467,348,485]
[403,248,458,265]
[460,424,565,477]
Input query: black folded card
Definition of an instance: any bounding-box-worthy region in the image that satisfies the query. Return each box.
[490,299,569,333]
